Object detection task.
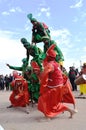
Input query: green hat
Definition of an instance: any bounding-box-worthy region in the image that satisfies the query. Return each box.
[27,13,32,20]
[31,18,37,22]
[21,38,28,44]
[27,13,37,22]
[21,38,30,46]
[22,58,27,63]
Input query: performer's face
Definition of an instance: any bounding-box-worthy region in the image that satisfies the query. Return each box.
[16,81,22,87]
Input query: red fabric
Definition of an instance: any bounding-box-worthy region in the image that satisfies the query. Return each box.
[40,62,63,94]
[48,61,63,86]
[42,23,48,29]
[62,74,75,104]
[43,57,48,67]
[9,78,30,107]
[38,61,76,118]
[38,86,68,117]
[31,61,40,71]
[46,44,56,58]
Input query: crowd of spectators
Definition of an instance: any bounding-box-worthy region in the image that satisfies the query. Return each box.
[0,74,13,91]
[0,66,81,92]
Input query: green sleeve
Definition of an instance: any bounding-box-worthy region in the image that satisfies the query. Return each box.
[9,65,22,71]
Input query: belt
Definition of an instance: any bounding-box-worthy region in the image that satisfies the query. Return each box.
[48,84,63,88]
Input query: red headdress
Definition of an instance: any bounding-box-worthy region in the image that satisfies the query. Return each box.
[15,78,25,86]
[13,71,18,78]
[46,44,56,58]
[31,61,40,71]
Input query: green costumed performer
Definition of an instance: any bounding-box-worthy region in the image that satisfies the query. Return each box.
[29,71,40,103]
[21,38,43,71]
[42,36,64,66]
[23,65,40,103]
[27,13,51,44]
[21,38,42,102]
[20,38,31,61]
[6,57,29,79]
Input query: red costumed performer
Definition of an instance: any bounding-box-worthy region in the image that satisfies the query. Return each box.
[32,45,77,119]
[7,71,30,114]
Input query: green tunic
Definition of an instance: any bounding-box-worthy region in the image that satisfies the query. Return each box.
[28,73,40,102]
[8,58,28,78]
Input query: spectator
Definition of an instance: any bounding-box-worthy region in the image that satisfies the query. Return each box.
[0,75,4,90]
[68,67,77,91]
[4,74,10,90]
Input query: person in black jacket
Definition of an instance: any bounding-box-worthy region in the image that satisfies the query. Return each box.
[68,67,77,91]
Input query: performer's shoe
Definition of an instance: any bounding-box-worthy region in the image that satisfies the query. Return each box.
[26,105,29,114]
[7,105,13,108]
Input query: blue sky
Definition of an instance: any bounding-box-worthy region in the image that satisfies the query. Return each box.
[0,0,86,75]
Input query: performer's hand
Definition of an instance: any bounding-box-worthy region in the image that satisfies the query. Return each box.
[19,89,23,93]
[15,95,19,99]
[6,63,10,67]
[18,87,23,93]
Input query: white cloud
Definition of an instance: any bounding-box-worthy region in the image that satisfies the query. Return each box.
[1,11,10,16]
[80,55,86,65]
[0,30,26,75]
[9,7,23,13]
[9,8,16,13]
[0,37,25,60]
[51,28,71,37]
[50,28,72,48]
[70,0,83,8]
[64,58,81,72]
[1,6,24,16]
[46,12,50,17]
[38,7,51,17]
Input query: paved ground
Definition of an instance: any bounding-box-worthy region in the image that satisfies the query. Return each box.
[0,89,86,130]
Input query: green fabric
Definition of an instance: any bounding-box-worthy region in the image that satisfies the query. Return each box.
[44,40,64,62]
[9,66,22,71]
[29,45,43,71]
[27,13,37,22]
[21,38,31,48]
[27,13,33,20]
[31,18,37,22]
[32,34,42,43]
[28,73,40,101]
[9,58,29,76]
[32,22,49,43]
[21,38,43,71]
